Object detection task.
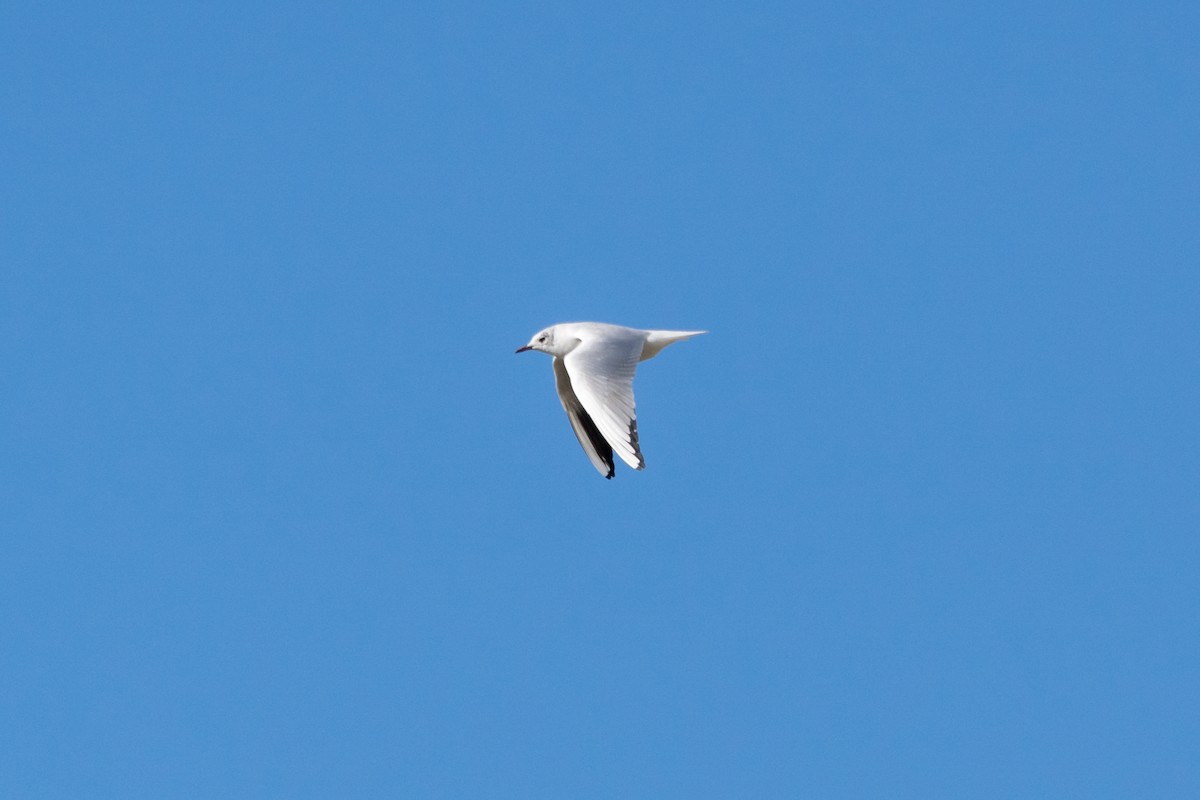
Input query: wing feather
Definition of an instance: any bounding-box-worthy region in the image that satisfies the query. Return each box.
[563,336,646,470]
[553,357,615,478]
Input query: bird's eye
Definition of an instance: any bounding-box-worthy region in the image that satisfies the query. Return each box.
[538,336,546,342]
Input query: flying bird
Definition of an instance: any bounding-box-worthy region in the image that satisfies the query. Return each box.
[516,322,707,478]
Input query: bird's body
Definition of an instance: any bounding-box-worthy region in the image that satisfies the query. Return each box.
[516,322,707,478]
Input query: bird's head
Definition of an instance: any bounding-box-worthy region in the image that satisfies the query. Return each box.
[516,326,557,356]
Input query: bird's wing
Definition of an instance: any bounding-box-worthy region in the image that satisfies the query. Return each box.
[562,335,645,470]
[553,357,615,478]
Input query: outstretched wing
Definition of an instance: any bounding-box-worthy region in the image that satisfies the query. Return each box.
[562,335,645,471]
[553,357,615,478]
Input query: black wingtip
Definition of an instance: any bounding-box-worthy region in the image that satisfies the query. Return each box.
[629,419,645,470]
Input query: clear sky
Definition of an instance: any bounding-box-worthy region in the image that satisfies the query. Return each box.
[3,2,1198,797]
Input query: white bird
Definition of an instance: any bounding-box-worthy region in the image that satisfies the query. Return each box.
[516,322,707,478]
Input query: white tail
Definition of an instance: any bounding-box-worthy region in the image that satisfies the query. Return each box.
[640,329,708,361]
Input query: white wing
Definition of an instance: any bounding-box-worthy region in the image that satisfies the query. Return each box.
[562,334,645,471]
[553,357,615,478]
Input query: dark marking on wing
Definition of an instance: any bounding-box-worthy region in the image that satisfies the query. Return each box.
[579,405,615,479]
[554,356,616,478]
[628,418,645,470]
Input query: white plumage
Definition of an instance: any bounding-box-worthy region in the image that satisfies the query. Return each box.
[516,322,707,478]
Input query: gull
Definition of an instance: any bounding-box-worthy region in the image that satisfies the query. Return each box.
[516,322,707,478]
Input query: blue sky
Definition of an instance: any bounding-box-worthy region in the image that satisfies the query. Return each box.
[2,1,1198,797]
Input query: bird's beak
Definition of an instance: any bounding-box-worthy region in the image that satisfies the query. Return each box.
[515,345,533,353]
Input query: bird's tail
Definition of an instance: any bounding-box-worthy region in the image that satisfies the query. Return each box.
[640,329,708,361]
